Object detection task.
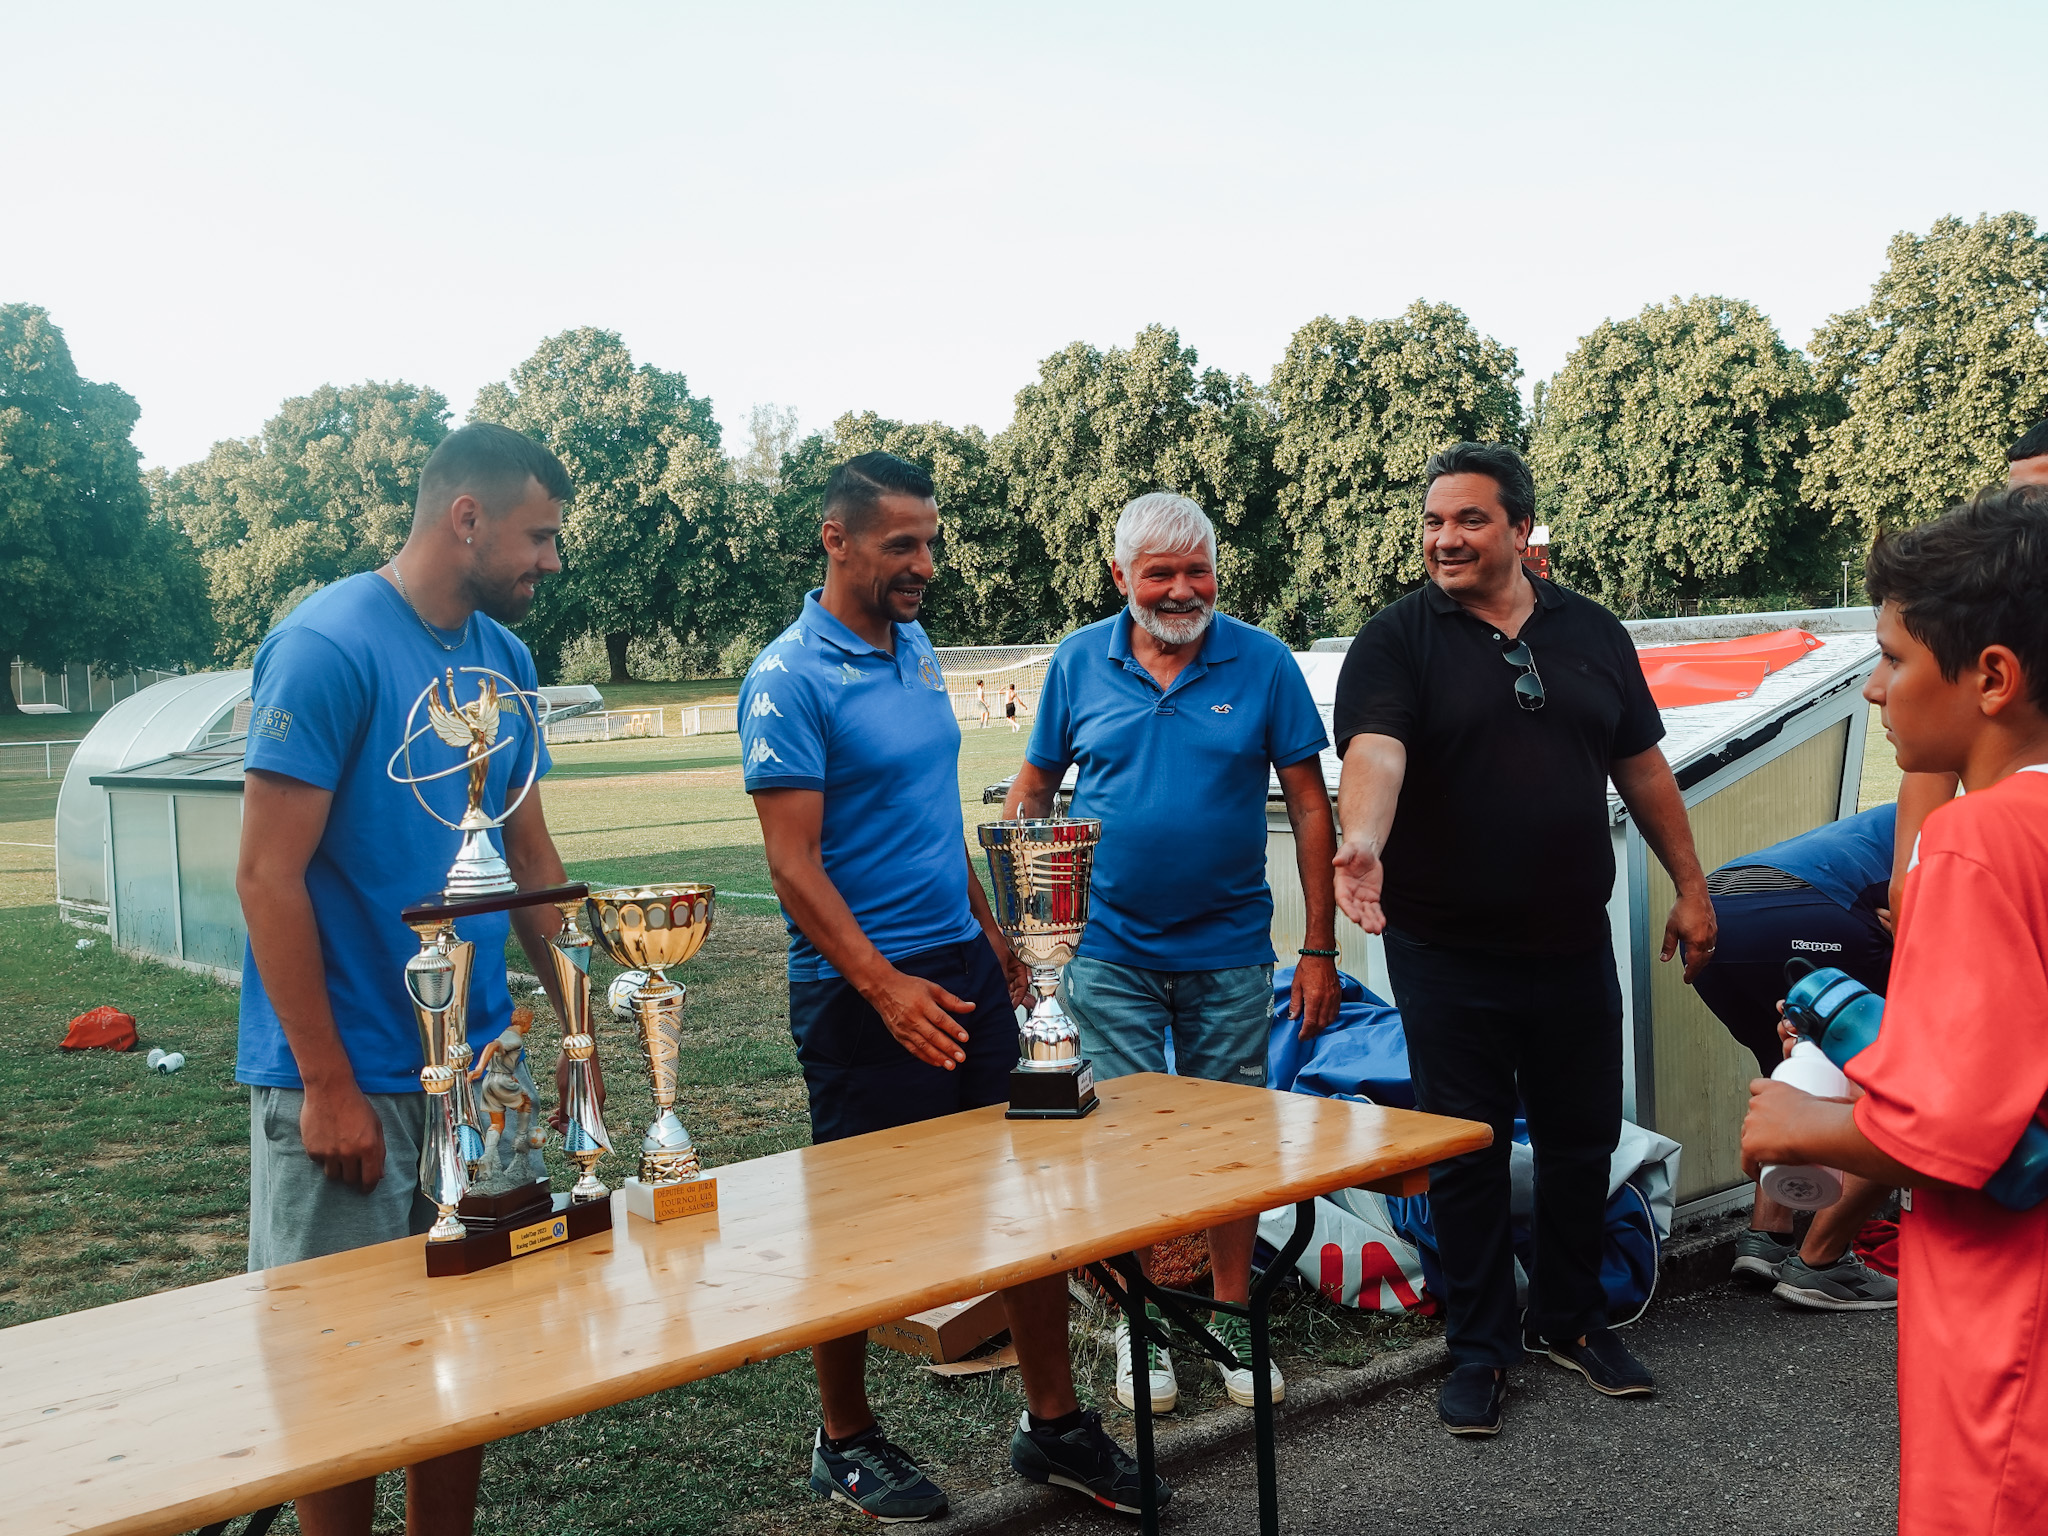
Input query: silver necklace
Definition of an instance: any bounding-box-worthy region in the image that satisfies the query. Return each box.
[388,565,471,651]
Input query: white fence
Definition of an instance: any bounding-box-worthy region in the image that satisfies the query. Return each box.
[543,708,668,744]
[0,740,83,779]
[678,704,739,736]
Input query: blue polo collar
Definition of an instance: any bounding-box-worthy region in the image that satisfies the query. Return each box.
[800,589,904,658]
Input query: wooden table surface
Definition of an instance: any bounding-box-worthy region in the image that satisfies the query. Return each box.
[3,1074,1490,1536]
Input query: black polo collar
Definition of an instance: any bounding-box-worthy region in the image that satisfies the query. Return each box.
[1421,571,1562,617]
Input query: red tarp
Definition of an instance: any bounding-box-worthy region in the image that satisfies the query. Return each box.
[1637,627,1823,709]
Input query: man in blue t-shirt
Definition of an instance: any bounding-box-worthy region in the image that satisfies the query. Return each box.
[741,452,1164,1524]
[1004,492,1338,1418]
[1693,804,1902,1312]
[235,422,574,1536]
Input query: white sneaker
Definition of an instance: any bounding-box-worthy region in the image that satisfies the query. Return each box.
[1114,1308,1179,1413]
[1209,1313,1284,1408]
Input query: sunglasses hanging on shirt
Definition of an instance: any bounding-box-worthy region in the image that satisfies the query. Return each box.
[1499,636,1545,712]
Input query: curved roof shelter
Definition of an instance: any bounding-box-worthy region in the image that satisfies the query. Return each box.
[56,671,251,919]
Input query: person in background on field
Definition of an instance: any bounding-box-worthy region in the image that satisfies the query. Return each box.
[740,451,1167,1522]
[1692,807,1900,1309]
[976,678,990,728]
[1743,484,2048,1536]
[1004,679,1027,732]
[1004,492,1340,1418]
[1331,442,1716,1436]
[235,423,578,1536]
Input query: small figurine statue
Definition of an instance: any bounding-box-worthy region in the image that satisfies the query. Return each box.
[468,1006,547,1193]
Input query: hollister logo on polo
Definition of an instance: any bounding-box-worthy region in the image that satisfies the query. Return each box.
[838,663,865,686]
[754,652,788,675]
[746,737,783,767]
[1211,704,1232,714]
[917,654,945,691]
[252,706,292,742]
[748,692,783,719]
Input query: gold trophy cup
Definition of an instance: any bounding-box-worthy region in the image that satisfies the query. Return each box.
[586,883,719,1222]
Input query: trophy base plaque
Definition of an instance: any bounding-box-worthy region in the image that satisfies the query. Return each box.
[623,1175,720,1224]
[424,1191,613,1277]
[1005,1061,1099,1120]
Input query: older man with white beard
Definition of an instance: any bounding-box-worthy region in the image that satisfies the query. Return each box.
[1004,492,1340,1416]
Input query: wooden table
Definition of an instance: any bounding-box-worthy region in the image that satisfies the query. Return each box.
[4,1074,1490,1536]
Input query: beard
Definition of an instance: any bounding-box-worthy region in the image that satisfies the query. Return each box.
[463,568,538,625]
[1130,594,1214,647]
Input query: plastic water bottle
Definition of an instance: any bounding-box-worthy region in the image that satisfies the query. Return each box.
[1758,1041,1850,1210]
[1783,964,2048,1211]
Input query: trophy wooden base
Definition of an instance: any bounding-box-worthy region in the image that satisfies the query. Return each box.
[623,1175,720,1223]
[425,1191,613,1277]
[1005,1060,1099,1119]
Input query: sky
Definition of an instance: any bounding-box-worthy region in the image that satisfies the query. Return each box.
[5,0,2040,470]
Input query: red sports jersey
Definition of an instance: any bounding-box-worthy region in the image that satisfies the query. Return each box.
[1850,766,2048,1536]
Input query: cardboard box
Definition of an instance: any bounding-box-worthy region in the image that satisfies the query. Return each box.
[868,1292,1009,1364]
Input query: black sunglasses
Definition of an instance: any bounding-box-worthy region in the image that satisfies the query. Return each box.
[1501,637,1545,711]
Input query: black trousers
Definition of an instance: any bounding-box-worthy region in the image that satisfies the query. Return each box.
[1382,928,1623,1370]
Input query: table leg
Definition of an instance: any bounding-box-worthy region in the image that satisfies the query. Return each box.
[195,1506,283,1536]
[1248,1200,1318,1536]
[1102,1252,1162,1534]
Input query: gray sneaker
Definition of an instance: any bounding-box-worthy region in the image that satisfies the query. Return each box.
[1773,1249,1899,1311]
[1731,1228,1797,1283]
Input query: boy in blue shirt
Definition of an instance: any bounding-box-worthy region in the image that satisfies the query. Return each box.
[235,423,575,1536]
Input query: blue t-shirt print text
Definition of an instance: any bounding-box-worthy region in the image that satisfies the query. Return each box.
[739,590,982,982]
[235,572,552,1096]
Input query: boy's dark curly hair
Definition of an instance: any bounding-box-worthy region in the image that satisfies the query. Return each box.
[1866,484,2048,709]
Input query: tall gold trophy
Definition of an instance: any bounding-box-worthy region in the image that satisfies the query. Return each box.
[390,665,615,1276]
[586,883,719,1222]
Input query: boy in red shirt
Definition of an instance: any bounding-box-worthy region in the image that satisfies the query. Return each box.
[1743,483,2048,1535]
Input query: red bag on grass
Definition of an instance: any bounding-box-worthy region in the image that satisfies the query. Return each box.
[63,1006,137,1052]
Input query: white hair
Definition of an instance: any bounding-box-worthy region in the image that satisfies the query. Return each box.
[1113,493,1216,569]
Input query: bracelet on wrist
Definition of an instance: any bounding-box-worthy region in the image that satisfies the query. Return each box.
[1297,946,1340,959]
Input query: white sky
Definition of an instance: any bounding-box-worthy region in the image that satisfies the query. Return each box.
[5,1,2039,470]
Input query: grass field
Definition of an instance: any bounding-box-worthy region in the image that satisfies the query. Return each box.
[0,701,1906,1532]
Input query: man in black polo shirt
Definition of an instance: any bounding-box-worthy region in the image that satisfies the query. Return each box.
[1332,441,1715,1436]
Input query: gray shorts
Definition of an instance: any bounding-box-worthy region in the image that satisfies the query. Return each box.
[1060,957,1274,1088]
[247,1086,437,1271]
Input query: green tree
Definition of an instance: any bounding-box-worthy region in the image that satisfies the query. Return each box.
[1266,302,1523,638]
[1531,295,1844,610]
[992,325,1277,637]
[1,304,212,712]
[153,381,449,664]
[1804,212,2048,540]
[472,329,746,683]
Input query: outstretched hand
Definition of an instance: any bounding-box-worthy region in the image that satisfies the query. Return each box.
[1332,837,1386,934]
[1661,887,1718,984]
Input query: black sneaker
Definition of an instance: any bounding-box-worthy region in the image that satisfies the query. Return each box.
[1732,1228,1798,1284]
[1438,1363,1506,1436]
[1774,1249,1899,1311]
[1544,1328,1656,1397]
[1009,1408,1170,1514]
[810,1425,948,1523]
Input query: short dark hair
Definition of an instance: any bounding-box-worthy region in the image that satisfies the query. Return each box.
[1865,484,2048,710]
[822,451,934,534]
[417,422,573,523]
[2010,420,2048,463]
[1423,441,1536,529]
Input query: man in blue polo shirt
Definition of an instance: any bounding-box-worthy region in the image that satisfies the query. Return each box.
[1003,492,1340,1418]
[235,422,575,1536]
[741,452,1166,1524]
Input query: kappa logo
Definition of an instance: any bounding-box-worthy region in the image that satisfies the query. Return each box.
[748,692,783,719]
[778,623,805,645]
[1789,939,1843,953]
[754,652,789,675]
[839,663,865,686]
[745,737,783,767]
[1211,704,1233,714]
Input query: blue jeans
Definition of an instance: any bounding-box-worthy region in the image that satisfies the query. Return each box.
[1060,956,1274,1087]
